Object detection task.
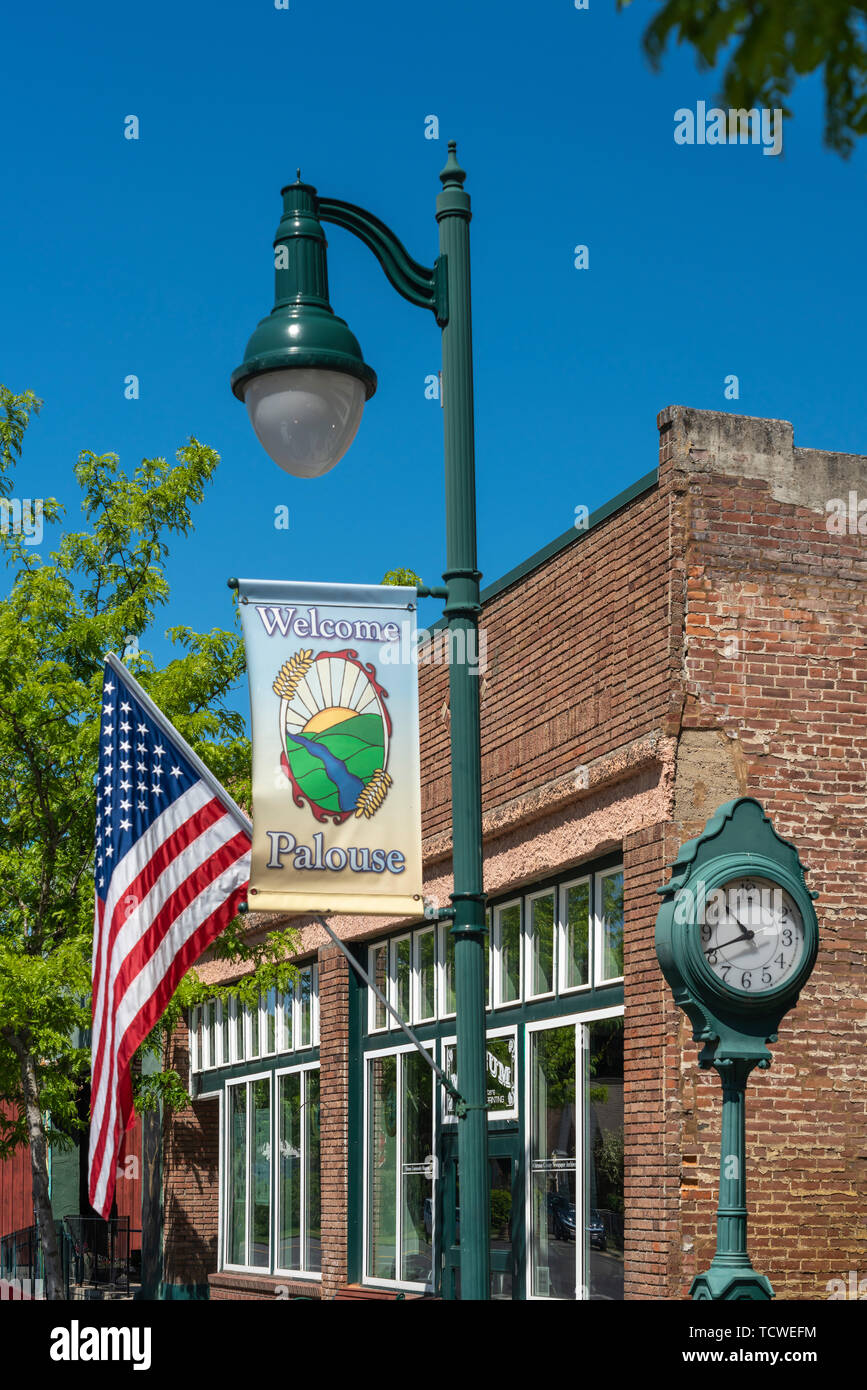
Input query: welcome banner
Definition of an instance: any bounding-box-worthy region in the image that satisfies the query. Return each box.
[238,579,423,916]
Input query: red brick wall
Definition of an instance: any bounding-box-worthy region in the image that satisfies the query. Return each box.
[318,945,349,1299]
[419,480,672,840]
[661,407,867,1299]
[162,1018,220,1291]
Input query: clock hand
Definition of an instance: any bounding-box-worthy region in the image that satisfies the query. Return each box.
[705,930,754,954]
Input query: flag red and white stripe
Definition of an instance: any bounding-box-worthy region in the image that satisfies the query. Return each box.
[88,655,251,1219]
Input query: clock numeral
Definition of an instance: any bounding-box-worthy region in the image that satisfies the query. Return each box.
[707,951,718,967]
[775,953,785,971]
[719,965,731,980]
[761,969,772,986]
[700,923,712,944]
[741,971,752,990]
[782,928,793,947]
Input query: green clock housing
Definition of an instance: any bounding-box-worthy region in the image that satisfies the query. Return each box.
[656,797,819,1067]
[655,797,820,1301]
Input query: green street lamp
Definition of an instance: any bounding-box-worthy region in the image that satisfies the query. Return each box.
[232,143,491,1300]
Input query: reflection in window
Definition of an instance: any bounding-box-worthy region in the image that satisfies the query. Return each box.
[298,968,312,1047]
[401,1051,433,1284]
[371,944,388,1029]
[368,1055,397,1279]
[250,1078,271,1268]
[530,1024,576,1300]
[278,1072,301,1271]
[394,936,411,1022]
[443,927,456,1015]
[563,880,590,989]
[276,1068,321,1276]
[529,893,555,997]
[417,929,436,1021]
[587,1017,624,1301]
[265,987,277,1055]
[305,1070,321,1272]
[281,990,293,1052]
[368,1050,433,1287]
[496,903,521,1004]
[228,1084,247,1266]
[599,871,624,980]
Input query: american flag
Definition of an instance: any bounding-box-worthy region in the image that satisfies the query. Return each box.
[88,654,251,1219]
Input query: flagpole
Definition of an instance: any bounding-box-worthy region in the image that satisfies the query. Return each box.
[103,652,253,838]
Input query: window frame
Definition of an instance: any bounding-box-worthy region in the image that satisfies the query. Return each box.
[222,1068,273,1275]
[492,897,523,1009]
[413,925,438,1025]
[524,887,558,1002]
[558,874,593,997]
[524,1003,624,1303]
[273,1058,322,1282]
[594,866,625,987]
[362,1039,435,1294]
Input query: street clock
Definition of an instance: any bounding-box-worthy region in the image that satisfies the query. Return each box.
[655,797,820,1300]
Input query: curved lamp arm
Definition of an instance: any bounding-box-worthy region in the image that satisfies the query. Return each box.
[317,196,449,326]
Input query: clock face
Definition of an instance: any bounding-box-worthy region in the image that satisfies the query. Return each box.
[698,876,806,995]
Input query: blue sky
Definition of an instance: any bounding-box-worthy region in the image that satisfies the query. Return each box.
[3,0,866,722]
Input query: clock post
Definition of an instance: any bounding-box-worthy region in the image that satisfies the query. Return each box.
[654,798,820,1301]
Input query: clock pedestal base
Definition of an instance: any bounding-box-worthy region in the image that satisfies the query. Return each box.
[691,1263,774,1301]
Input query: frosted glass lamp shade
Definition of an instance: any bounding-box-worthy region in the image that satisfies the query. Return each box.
[243,368,367,477]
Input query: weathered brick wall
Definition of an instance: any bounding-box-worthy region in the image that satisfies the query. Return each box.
[318,944,349,1298]
[419,480,672,840]
[161,1018,220,1291]
[661,406,867,1299]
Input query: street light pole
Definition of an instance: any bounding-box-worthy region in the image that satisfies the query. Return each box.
[436,145,490,1302]
[232,143,490,1299]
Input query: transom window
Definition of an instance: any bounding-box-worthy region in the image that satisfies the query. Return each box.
[191,964,319,1073]
[366,866,623,1030]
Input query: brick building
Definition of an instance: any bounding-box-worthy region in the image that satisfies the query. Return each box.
[157,405,866,1301]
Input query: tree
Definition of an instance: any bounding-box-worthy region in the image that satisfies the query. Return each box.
[0,385,298,1298]
[620,0,867,155]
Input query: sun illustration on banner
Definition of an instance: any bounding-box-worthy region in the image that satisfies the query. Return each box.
[273,648,393,825]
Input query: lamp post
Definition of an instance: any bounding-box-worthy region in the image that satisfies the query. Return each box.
[231,143,490,1300]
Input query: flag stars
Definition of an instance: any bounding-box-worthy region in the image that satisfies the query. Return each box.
[170,765,182,778]
[137,723,147,734]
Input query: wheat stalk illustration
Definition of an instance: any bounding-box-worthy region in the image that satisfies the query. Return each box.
[355,768,392,818]
[273,649,314,701]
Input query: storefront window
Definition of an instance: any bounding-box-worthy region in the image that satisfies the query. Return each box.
[367,1048,434,1287]
[401,1051,433,1284]
[586,1017,624,1300]
[275,1067,320,1276]
[529,1024,577,1299]
[278,1071,301,1271]
[228,1083,247,1266]
[443,1031,517,1121]
[305,1070,321,1272]
[368,1054,397,1279]
[250,1079,271,1268]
